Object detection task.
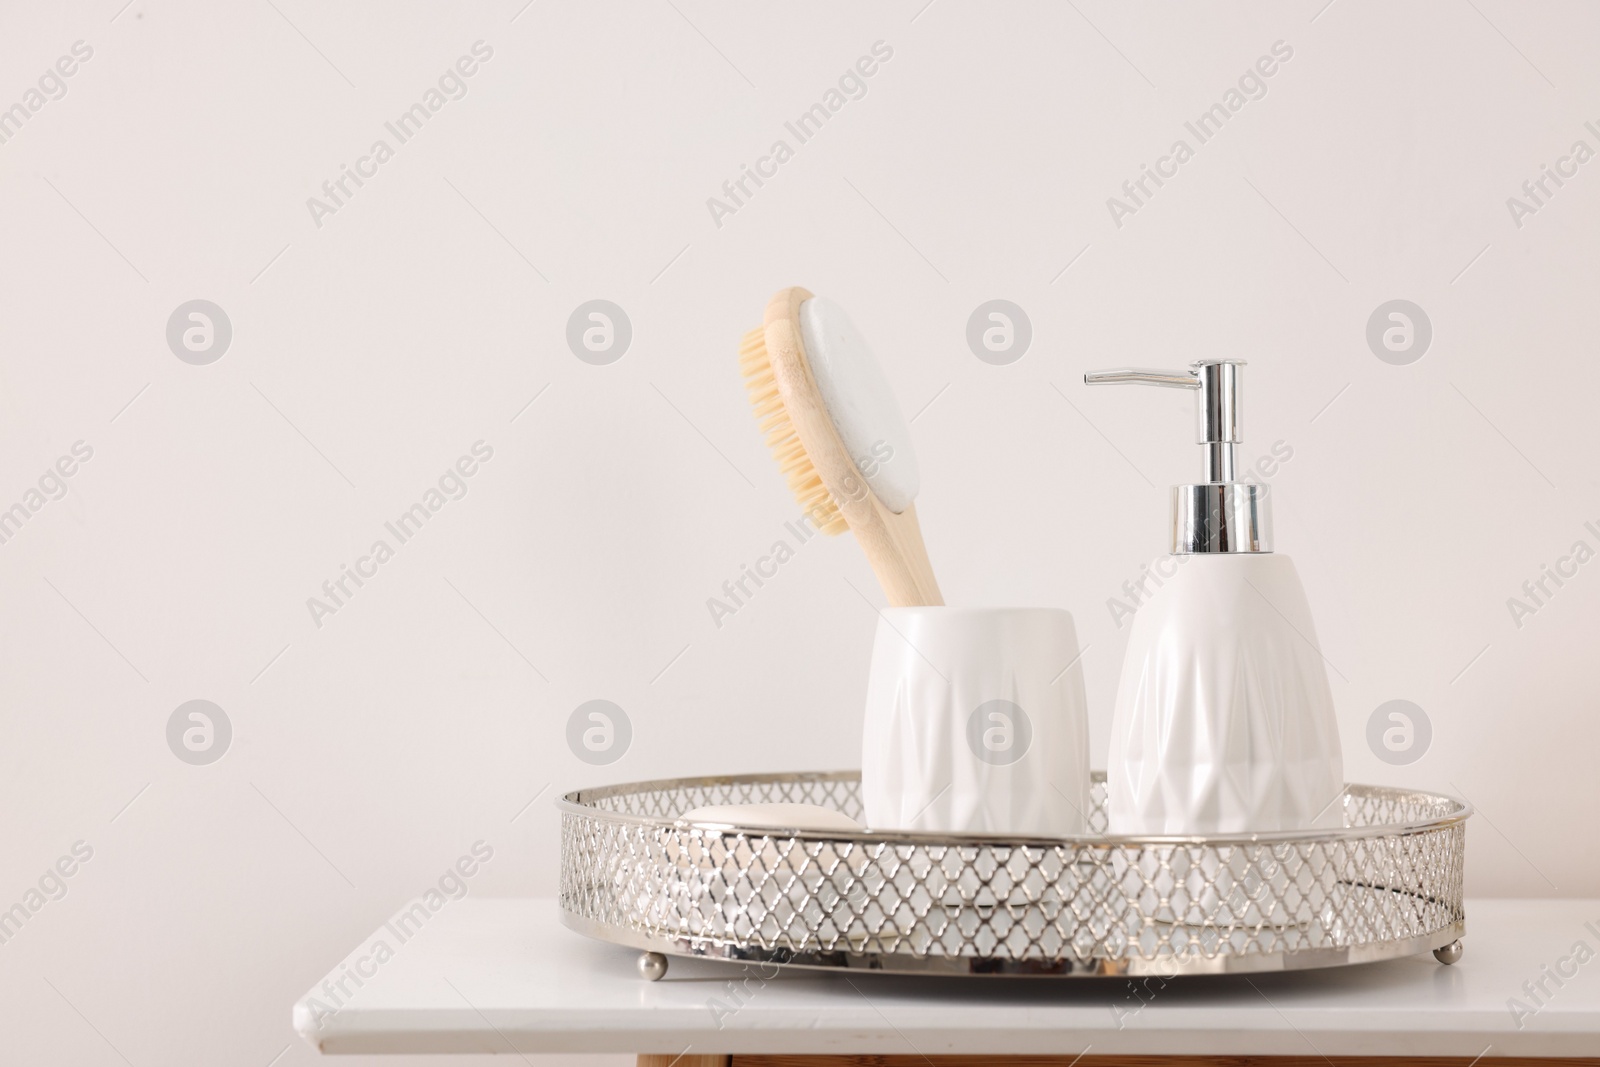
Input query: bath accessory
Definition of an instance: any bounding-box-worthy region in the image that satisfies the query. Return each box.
[741,287,941,606]
[860,607,1090,836]
[1085,361,1344,834]
[558,771,1469,978]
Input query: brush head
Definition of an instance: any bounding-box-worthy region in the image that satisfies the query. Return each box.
[740,324,848,534]
[739,287,942,607]
[795,297,918,514]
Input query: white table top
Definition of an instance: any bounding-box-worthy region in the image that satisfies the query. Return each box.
[294,898,1600,1057]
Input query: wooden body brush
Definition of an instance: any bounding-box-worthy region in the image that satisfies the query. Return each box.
[740,286,942,607]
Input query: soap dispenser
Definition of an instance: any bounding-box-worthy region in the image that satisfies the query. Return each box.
[1085,361,1343,834]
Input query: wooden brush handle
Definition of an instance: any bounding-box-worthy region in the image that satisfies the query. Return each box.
[763,287,942,608]
[849,500,942,607]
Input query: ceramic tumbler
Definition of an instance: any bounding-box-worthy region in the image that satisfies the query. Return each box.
[861,607,1090,836]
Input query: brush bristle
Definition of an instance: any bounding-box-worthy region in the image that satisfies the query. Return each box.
[739,325,847,536]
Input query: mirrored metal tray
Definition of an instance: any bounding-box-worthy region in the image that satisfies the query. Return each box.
[558,771,1468,978]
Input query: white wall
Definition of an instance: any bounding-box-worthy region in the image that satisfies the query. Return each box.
[1,1,1596,1064]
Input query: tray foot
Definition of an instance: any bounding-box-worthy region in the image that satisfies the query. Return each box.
[638,951,668,981]
[1433,938,1463,965]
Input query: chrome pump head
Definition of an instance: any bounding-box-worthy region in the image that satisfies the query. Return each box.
[1083,360,1271,554]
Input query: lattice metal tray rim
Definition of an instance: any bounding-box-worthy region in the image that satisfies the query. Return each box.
[560,770,1471,846]
[558,770,1471,980]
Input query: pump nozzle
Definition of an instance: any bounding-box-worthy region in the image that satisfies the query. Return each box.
[1084,361,1243,483]
[1083,360,1268,554]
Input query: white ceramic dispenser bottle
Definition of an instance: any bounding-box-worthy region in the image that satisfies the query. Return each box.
[1086,361,1343,834]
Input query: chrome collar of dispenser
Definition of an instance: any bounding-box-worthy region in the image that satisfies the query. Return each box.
[1084,360,1272,554]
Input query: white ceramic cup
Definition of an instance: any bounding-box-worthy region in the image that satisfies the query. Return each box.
[861,607,1090,837]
